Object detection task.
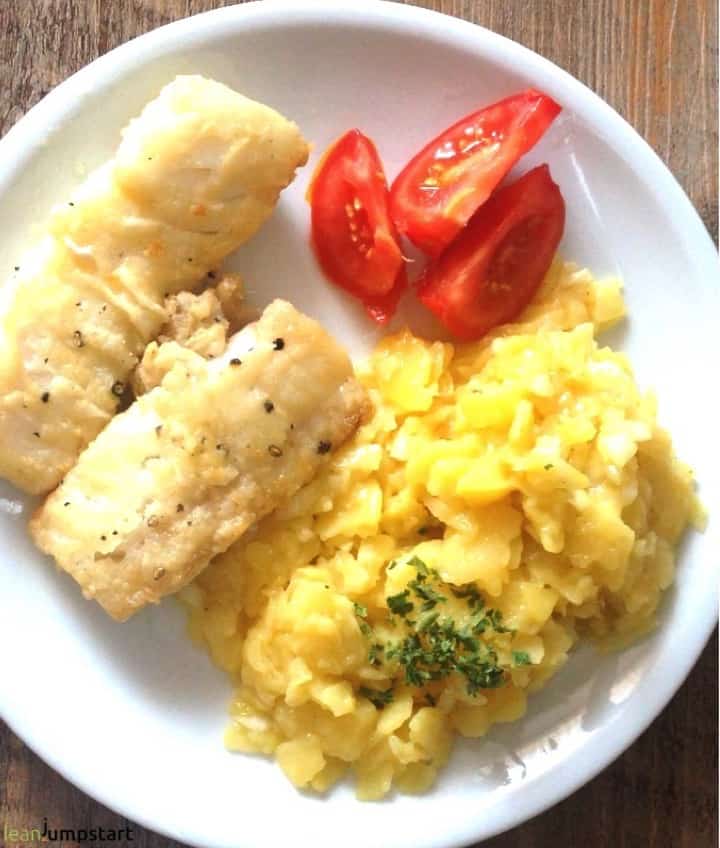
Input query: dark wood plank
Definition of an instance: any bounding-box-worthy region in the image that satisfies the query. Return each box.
[0,2,717,847]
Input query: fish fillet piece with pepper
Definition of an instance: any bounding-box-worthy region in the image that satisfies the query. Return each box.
[130,273,249,396]
[0,75,308,494]
[29,300,369,622]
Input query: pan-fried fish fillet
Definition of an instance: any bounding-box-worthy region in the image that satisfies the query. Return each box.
[0,76,308,494]
[131,274,247,396]
[30,301,369,622]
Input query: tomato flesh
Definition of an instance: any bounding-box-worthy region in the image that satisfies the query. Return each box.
[417,164,565,341]
[390,90,561,257]
[310,129,406,324]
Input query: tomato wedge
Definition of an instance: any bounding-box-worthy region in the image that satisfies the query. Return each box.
[417,164,565,341]
[309,129,406,324]
[389,90,561,257]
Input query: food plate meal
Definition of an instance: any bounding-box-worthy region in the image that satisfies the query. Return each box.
[0,3,717,848]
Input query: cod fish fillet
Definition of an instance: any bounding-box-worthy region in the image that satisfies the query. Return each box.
[30,301,369,621]
[0,75,308,494]
[130,274,248,396]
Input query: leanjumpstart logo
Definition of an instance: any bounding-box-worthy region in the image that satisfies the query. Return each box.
[2,819,135,843]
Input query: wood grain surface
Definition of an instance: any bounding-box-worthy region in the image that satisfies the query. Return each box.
[0,1,717,846]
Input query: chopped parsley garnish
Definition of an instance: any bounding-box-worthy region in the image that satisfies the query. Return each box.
[353,601,372,637]
[353,558,522,700]
[353,601,368,618]
[450,584,484,609]
[385,617,506,696]
[486,608,512,634]
[358,686,394,709]
[407,555,429,575]
[407,567,446,612]
[368,643,384,666]
[387,557,447,616]
[387,590,414,617]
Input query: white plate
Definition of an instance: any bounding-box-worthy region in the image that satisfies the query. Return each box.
[0,3,717,847]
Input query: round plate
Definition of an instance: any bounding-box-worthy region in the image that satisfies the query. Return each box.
[0,3,717,847]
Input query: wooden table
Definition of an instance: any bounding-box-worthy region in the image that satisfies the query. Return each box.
[0,1,717,846]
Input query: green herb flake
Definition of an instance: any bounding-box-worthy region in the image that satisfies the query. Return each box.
[354,557,518,699]
[416,611,440,632]
[486,608,512,633]
[353,602,368,619]
[385,614,507,697]
[450,584,484,610]
[353,602,372,637]
[411,581,446,612]
[358,686,394,709]
[387,590,414,617]
[407,556,430,576]
[368,643,384,666]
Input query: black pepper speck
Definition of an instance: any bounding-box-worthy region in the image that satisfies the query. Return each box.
[317,440,332,455]
[111,380,125,397]
[263,400,274,413]
[273,337,285,351]
[41,392,50,403]
[230,358,242,366]
[72,330,85,348]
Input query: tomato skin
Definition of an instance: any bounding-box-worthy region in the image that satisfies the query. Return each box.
[417,164,565,341]
[389,90,562,257]
[310,129,406,324]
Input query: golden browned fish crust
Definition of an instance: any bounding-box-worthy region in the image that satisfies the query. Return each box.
[30,301,369,621]
[0,76,308,494]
